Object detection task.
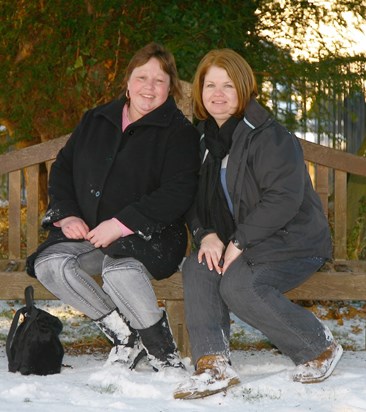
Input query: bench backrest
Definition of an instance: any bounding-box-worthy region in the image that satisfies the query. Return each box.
[1,81,366,272]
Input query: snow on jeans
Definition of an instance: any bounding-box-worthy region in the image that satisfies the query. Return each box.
[34,241,162,329]
[182,252,330,366]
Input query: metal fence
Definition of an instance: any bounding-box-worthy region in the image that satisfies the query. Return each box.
[257,59,366,155]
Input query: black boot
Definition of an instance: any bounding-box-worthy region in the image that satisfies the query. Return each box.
[138,311,185,371]
[95,310,146,369]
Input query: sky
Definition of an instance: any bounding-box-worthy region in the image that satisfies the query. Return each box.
[1,300,366,412]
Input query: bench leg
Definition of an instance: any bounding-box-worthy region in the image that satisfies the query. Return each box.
[164,300,191,359]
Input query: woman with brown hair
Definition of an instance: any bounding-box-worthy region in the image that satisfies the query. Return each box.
[26,43,200,372]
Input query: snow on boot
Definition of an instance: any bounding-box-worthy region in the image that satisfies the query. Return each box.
[293,341,343,383]
[107,340,146,370]
[174,354,240,400]
[95,310,146,369]
[138,311,185,372]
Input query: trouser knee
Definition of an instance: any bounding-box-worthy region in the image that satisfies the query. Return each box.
[219,262,255,312]
[101,258,151,292]
[182,253,216,290]
[35,254,70,286]
[181,254,198,282]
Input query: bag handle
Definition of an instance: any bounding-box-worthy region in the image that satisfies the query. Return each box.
[6,286,36,364]
[5,306,27,364]
[25,285,35,312]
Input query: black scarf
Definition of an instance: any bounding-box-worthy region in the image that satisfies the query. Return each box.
[196,116,241,245]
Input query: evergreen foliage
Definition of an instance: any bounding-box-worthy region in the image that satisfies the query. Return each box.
[0,0,365,150]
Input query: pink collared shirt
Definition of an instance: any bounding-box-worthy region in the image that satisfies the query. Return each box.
[122,103,132,132]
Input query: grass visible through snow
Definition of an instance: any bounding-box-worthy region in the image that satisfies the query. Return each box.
[1,298,365,357]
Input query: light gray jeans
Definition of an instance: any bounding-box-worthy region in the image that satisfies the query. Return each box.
[34,241,162,329]
[183,252,330,365]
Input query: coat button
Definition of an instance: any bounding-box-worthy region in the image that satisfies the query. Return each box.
[129,130,134,136]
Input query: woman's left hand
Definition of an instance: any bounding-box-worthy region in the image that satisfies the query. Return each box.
[222,241,243,274]
[86,219,123,248]
[198,233,225,273]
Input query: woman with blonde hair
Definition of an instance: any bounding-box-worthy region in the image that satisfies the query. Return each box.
[174,49,342,399]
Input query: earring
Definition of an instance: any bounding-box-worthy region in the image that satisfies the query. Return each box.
[126,89,130,99]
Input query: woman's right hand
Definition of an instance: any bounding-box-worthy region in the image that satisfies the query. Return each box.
[198,233,225,274]
[54,216,90,239]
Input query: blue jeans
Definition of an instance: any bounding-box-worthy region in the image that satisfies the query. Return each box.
[183,252,330,365]
[35,241,162,329]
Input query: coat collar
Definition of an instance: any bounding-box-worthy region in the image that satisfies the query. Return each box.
[93,96,177,132]
[243,97,272,129]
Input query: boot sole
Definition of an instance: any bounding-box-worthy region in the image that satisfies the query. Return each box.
[174,377,240,400]
[293,344,343,384]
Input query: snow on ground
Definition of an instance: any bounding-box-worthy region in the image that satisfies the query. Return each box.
[1,300,366,412]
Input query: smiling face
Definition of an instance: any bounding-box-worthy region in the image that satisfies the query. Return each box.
[202,65,239,127]
[127,57,170,122]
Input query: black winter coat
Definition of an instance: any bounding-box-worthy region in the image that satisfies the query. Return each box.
[27,96,200,279]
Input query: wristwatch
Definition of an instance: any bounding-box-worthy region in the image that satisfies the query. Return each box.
[232,238,243,251]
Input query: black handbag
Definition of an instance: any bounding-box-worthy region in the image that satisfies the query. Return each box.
[6,285,64,375]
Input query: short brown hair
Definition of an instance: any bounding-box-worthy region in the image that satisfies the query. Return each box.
[122,42,182,101]
[192,49,258,120]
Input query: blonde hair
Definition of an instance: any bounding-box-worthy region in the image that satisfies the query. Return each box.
[122,42,182,101]
[192,49,258,120]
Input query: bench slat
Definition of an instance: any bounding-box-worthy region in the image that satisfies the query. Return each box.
[315,164,329,217]
[2,269,366,302]
[8,170,21,259]
[285,271,366,300]
[26,164,40,256]
[334,170,348,259]
[0,271,185,301]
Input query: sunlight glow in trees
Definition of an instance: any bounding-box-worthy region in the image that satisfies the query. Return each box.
[258,0,366,61]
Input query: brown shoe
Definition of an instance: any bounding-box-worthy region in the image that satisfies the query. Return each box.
[173,354,240,399]
[293,342,343,383]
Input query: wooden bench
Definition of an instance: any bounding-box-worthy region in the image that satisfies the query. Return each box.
[1,81,366,357]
